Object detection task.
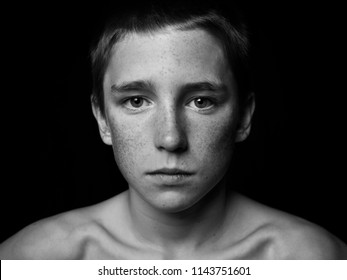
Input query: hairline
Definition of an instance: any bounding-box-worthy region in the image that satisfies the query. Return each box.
[106,25,235,90]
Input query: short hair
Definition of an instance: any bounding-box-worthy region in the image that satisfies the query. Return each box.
[90,1,252,117]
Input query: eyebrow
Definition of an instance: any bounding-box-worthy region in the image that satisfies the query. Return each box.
[110,80,227,94]
[111,80,155,93]
[180,81,227,93]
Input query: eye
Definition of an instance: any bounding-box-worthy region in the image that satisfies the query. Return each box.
[129,97,144,108]
[123,96,151,110]
[187,97,214,110]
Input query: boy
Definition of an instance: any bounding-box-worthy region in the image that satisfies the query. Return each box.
[1,1,346,259]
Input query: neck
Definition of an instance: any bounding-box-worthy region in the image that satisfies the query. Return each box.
[127,178,232,255]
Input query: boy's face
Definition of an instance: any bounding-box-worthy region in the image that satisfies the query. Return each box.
[94,28,253,213]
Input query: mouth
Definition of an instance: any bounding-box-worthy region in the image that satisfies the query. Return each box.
[146,168,194,185]
[147,168,194,176]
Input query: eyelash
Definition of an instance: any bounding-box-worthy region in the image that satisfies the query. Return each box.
[122,96,152,111]
[121,96,216,112]
[186,97,216,111]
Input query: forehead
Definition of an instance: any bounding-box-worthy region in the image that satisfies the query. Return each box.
[104,28,233,87]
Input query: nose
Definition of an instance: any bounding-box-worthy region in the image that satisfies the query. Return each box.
[154,106,188,153]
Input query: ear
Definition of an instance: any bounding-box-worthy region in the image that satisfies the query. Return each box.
[235,92,256,143]
[91,98,112,146]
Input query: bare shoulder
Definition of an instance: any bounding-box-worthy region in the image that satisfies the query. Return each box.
[0,212,82,259]
[232,193,347,259]
[0,193,127,260]
[275,218,347,259]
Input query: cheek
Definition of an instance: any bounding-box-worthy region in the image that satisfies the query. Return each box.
[108,116,147,178]
[190,113,237,170]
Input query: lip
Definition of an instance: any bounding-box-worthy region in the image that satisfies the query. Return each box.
[146,168,194,185]
[147,168,194,175]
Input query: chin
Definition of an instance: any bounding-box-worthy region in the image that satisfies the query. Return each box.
[148,191,205,214]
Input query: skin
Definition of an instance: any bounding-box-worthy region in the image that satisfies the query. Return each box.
[94,28,250,253]
[100,28,245,214]
[0,28,346,260]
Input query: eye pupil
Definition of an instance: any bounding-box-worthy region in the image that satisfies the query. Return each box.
[194,98,208,108]
[130,97,143,108]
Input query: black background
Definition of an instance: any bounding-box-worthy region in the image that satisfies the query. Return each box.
[2,0,346,245]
